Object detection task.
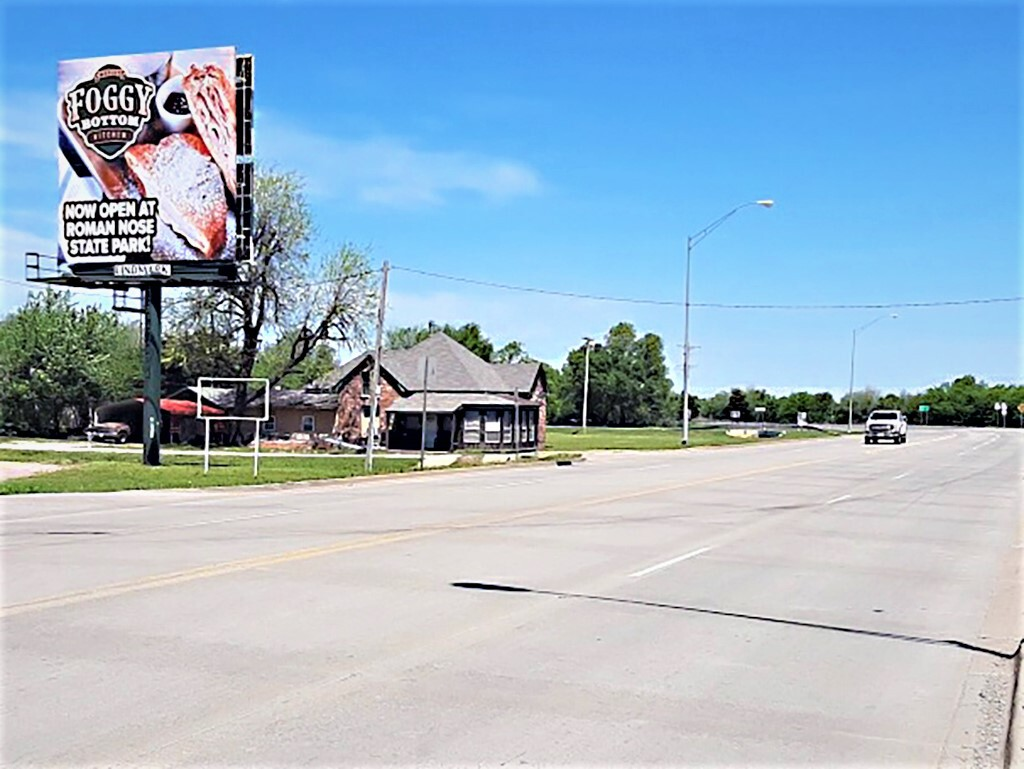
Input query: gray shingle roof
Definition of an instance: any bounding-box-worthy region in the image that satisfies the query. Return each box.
[387,392,535,414]
[326,334,543,396]
[180,386,337,411]
[269,390,339,410]
[312,352,371,390]
[492,363,541,393]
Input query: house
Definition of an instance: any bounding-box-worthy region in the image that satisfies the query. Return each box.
[318,333,547,452]
[169,386,340,441]
[264,390,340,437]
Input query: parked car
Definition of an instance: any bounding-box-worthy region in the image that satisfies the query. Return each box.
[864,410,907,444]
[85,421,131,444]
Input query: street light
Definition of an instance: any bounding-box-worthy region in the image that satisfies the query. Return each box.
[846,313,898,433]
[582,336,595,433]
[682,199,774,445]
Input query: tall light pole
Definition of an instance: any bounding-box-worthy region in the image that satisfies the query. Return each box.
[682,199,774,445]
[846,313,898,433]
[581,336,595,433]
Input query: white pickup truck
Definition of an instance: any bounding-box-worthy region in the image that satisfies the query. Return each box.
[864,410,908,444]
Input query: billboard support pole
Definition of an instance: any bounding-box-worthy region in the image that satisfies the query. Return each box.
[142,285,162,466]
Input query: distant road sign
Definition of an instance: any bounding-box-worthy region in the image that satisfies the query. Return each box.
[1018,403,1024,415]
[730,411,741,420]
[754,407,766,414]
[918,405,930,413]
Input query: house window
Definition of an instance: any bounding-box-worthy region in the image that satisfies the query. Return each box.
[302,415,315,433]
[463,410,480,444]
[264,417,277,434]
[484,410,501,444]
[362,405,372,418]
[361,369,371,395]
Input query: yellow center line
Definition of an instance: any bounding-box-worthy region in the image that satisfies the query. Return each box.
[1,456,829,618]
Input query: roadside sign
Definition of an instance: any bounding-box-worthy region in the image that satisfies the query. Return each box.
[1018,403,1024,415]
[754,407,766,413]
[730,410,741,420]
[918,405,930,413]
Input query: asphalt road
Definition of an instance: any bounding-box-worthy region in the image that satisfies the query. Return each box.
[2,428,1021,767]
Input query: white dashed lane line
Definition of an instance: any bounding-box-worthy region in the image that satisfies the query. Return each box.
[629,546,715,578]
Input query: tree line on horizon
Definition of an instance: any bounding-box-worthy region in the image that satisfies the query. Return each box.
[383,321,1023,429]
[2,292,1021,436]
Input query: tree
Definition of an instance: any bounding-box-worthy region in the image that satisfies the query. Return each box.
[166,169,377,414]
[776,391,815,423]
[253,332,337,389]
[494,340,532,364]
[679,393,702,423]
[163,327,243,389]
[726,388,750,421]
[386,325,430,350]
[701,391,731,420]
[744,388,778,422]
[554,322,676,427]
[543,363,572,424]
[634,333,675,426]
[838,388,880,425]
[0,290,140,436]
[386,322,495,361]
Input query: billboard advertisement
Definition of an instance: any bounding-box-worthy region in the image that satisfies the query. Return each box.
[57,47,251,280]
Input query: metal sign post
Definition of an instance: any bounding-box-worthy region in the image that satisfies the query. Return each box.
[198,377,269,478]
[514,388,520,459]
[994,401,1007,428]
[419,357,430,471]
[754,406,766,431]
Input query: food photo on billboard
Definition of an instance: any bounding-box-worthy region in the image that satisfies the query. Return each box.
[56,46,242,275]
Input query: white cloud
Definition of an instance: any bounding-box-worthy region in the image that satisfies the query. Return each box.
[256,112,542,207]
[0,90,56,161]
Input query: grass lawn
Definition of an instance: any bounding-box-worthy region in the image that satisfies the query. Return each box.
[0,448,416,494]
[544,425,837,452]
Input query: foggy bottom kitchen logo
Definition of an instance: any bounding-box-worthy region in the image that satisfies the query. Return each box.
[65,64,155,160]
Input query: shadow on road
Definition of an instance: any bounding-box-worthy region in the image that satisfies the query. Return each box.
[451,581,1024,661]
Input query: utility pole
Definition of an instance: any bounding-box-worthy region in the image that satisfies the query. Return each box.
[582,337,594,432]
[419,356,430,471]
[366,261,389,473]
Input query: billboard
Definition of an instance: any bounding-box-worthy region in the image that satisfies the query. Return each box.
[57,47,252,281]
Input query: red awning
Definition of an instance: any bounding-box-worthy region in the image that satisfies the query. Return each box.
[135,398,224,416]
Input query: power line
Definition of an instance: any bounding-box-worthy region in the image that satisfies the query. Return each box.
[391,265,1022,311]
[6,265,1020,312]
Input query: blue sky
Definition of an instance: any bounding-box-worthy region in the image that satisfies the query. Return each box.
[1,1,1019,396]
